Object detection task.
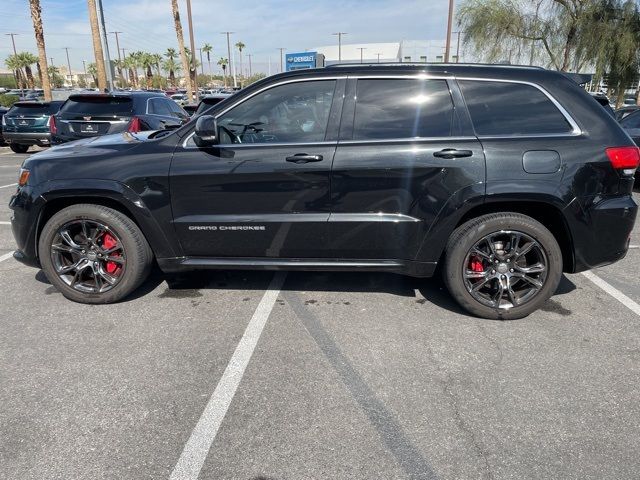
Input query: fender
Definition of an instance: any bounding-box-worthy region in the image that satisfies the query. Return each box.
[34,178,181,260]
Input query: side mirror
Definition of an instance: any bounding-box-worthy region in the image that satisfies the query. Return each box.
[193,115,218,147]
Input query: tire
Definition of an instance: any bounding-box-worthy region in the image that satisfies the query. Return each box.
[39,204,153,304]
[443,212,563,320]
[9,143,29,153]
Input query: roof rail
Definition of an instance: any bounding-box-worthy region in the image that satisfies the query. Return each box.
[325,62,546,70]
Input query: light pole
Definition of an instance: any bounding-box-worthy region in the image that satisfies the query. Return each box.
[453,31,462,63]
[444,0,454,63]
[110,31,123,87]
[376,53,381,63]
[278,48,286,73]
[247,53,253,77]
[95,0,114,90]
[357,47,366,63]
[6,33,19,88]
[221,32,237,88]
[63,47,73,87]
[332,32,347,63]
[82,59,87,87]
[185,0,198,100]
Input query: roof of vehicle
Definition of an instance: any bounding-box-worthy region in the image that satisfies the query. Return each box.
[67,91,167,101]
[11,100,65,107]
[262,63,572,85]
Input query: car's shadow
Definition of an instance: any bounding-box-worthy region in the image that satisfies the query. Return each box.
[35,266,578,318]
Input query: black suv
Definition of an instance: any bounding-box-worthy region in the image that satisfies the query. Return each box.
[2,101,64,153]
[50,92,189,144]
[9,64,638,319]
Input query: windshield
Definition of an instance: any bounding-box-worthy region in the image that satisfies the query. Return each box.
[60,96,133,116]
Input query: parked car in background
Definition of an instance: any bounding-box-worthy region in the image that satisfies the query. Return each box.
[170,93,189,105]
[50,92,189,144]
[615,105,639,121]
[193,93,233,116]
[2,101,64,153]
[10,64,638,319]
[0,106,8,145]
[182,104,198,116]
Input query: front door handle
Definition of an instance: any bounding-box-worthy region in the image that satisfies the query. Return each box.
[286,153,323,163]
[433,149,473,159]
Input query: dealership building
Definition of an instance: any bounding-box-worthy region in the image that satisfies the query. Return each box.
[313,40,459,64]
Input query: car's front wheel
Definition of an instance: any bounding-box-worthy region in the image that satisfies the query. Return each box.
[39,204,153,304]
[9,143,29,153]
[443,213,563,320]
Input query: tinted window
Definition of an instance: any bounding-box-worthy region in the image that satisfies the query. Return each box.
[148,98,172,116]
[353,79,454,139]
[217,80,336,144]
[60,96,133,116]
[458,81,572,135]
[8,102,62,116]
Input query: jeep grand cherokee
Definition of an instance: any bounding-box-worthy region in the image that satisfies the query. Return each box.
[9,64,639,319]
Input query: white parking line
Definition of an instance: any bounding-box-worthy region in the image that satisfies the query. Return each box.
[169,271,287,480]
[0,183,17,189]
[581,270,640,317]
[0,252,13,263]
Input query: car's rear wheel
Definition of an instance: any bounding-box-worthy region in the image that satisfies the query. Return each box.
[39,204,153,304]
[443,213,563,320]
[9,143,29,153]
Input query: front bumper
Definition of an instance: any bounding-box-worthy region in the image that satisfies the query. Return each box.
[4,131,51,146]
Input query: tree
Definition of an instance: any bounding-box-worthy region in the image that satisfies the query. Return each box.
[162,57,181,86]
[576,0,640,105]
[458,0,592,71]
[29,0,52,100]
[202,43,213,75]
[217,57,228,87]
[124,55,138,88]
[48,65,65,88]
[5,54,25,89]
[17,52,39,89]
[235,41,245,79]
[87,62,98,88]
[87,0,107,90]
[170,0,193,100]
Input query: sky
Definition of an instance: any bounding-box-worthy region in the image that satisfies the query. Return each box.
[0,0,454,75]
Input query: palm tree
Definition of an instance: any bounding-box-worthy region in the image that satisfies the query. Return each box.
[5,54,25,89]
[165,48,177,61]
[87,62,98,88]
[235,41,245,79]
[202,43,212,75]
[140,53,155,89]
[170,0,193,100]
[87,0,107,90]
[124,54,138,88]
[162,57,181,87]
[151,53,163,77]
[29,0,51,100]
[217,57,228,87]
[48,65,64,88]
[17,52,39,89]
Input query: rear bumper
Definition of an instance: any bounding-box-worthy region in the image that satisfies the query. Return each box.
[4,131,51,146]
[571,195,638,272]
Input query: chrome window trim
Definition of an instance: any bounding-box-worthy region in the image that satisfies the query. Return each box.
[455,76,583,137]
[338,136,477,145]
[181,132,336,149]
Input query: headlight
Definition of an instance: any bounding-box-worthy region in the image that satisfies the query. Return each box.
[18,168,30,187]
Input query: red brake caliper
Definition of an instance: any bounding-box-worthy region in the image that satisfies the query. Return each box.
[469,255,484,273]
[101,233,120,275]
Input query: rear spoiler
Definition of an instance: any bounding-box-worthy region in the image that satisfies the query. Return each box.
[563,72,593,86]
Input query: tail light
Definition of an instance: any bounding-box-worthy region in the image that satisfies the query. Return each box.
[47,115,56,135]
[606,146,640,175]
[18,168,30,187]
[128,116,141,133]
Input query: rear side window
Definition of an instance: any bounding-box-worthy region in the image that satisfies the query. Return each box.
[458,81,572,136]
[8,103,60,116]
[60,96,133,116]
[148,98,172,116]
[621,110,640,129]
[353,79,454,139]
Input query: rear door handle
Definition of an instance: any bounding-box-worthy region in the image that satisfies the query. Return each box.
[286,153,323,163]
[433,149,473,159]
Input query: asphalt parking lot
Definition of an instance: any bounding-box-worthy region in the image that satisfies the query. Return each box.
[1,146,639,480]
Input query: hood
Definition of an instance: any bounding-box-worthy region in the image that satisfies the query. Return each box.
[28,130,158,161]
